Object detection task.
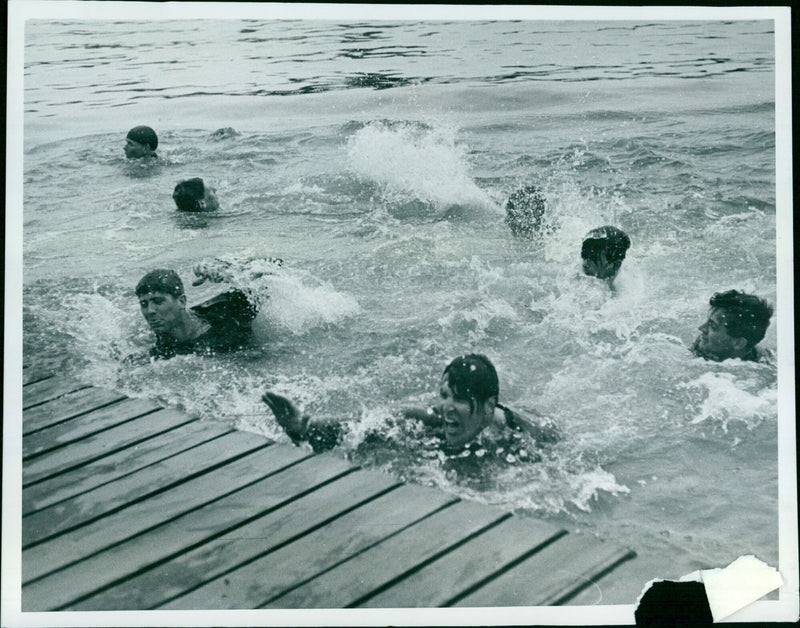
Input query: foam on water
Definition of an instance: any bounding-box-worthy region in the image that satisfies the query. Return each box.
[346,120,499,216]
[683,371,777,433]
[436,296,519,344]
[260,268,361,336]
[568,466,631,512]
[25,287,144,387]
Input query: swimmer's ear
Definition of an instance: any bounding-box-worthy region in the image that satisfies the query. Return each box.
[732,336,748,353]
[178,294,187,306]
[483,396,497,419]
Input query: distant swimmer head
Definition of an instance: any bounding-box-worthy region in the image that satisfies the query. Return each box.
[439,354,499,448]
[135,269,188,335]
[693,290,773,362]
[504,185,548,238]
[210,127,239,140]
[124,125,158,159]
[581,225,630,281]
[173,178,219,212]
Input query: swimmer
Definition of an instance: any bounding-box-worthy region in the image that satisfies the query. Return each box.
[210,127,239,140]
[581,226,630,284]
[263,353,560,454]
[692,290,773,362]
[135,267,258,359]
[124,125,158,160]
[504,185,548,238]
[173,178,219,212]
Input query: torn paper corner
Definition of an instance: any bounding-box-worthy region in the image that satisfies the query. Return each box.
[700,555,783,622]
[634,556,783,625]
[635,577,665,606]
[634,569,707,605]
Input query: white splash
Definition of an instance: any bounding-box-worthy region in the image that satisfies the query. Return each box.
[683,372,777,432]
[262,268,361,335]
[347,121,498,213]
[568,466,631,512]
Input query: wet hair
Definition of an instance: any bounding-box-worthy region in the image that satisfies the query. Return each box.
[504,185,547,238]
[173,178,207,212]
[135,269,184,298]
[709,290,773,349]
[581,225,631,263]
[126,125,158,151]
[442,354,499,413]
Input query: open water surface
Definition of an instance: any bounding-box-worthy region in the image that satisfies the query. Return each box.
[20,18,780,604]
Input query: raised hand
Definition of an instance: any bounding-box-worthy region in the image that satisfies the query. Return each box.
[262,391,308,440]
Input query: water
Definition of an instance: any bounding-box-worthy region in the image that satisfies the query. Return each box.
[20,17,781,605]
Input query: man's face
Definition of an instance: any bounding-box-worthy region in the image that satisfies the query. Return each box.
[124,137,150,159]
[694,307,745,361]
[439,378,490,448]
[138,291,186,336]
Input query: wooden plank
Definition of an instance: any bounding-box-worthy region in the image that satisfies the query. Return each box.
[68,467,403,610]
[22,442,301,586]
[262,500,509,610]
[23,408,197,487]
[23,397,161,459]
[151,481,457,611]
[561,553,644,606]
[359,516,568,608]
[538,545,637,606]
[23,451,350,611]
[23,369,52,386]
[451,532,637,607]
[23,431,268,547]
[23,420,232,515]
[24,387,128,435]
[23,376,89,409]
[18,375,638,612]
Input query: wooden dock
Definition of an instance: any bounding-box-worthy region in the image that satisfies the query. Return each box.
[20,369,636,611]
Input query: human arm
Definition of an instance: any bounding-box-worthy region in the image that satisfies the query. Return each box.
[193,290,258,329]
[191,255,282,321]
[191,256,283,287]
[262,392,342,453]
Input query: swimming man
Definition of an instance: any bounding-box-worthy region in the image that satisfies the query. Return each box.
[263,353,560,455]
[173,178,219,212]
[581,225,630,285]
[124,125,158,160]
[692,289,773,362]
[135,267,258,359]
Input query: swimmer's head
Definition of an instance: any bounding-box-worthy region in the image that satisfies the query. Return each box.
[694,290,773,361]
[173,178,219,212]
[135,269,184,299]
[135,269,188,336]
[504,185,548,238]
[125,126,158,159]
[581,225,630,280]
[442,354,500,409]
[439,354,499,448]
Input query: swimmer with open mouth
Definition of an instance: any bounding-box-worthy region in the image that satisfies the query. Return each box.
[263,353,560,454]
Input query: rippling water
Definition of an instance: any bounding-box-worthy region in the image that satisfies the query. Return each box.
[18,14,785,605]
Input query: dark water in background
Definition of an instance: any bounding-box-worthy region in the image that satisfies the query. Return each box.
[20,19,780,603]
